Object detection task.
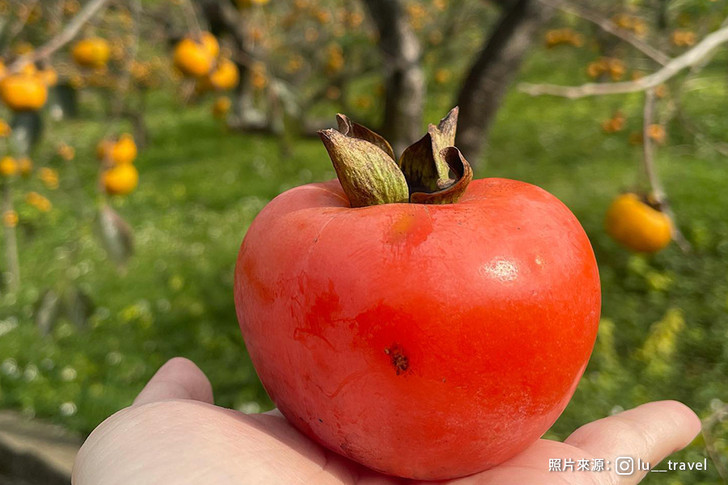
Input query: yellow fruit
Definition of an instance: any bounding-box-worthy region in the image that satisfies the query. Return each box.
[0,119,10,137]
[13,42,34,56]
[39,167,59,189]
[57,143,75,161]
[111,134,137,164]
[207,58,239,90]
[608,58,626,81]
[325,44,344,75]
[0,72,47,111]
[173,32,218,77]
[605,193,672,253]
[0,60,6,79]
[212,96,231,118]
[72,37,111,68]
[613,13,633,30]
[38,66,58,86]
[19,63,37,76]
[17,157,32,176]
[671,30,696,47]
[103,163,138,195]
[0,156,17,176]
[250,62,268,90]
[601,111,625,133]
[199,32,219,58]
[647,124,666,144]
[285,55,304,74]
[545,28,584,48]
[2,210,18,228]
[587,59,607,79]
[26,191,51,212]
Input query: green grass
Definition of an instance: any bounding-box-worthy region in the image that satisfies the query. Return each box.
[1,47,727,483]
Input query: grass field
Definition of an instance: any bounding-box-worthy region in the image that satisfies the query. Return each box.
[1,47,727,483]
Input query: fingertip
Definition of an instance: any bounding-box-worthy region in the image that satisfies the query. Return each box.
[133,357,214,406]
[637,400,702,447]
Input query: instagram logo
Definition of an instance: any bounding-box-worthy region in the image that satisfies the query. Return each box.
[615,456,635,476]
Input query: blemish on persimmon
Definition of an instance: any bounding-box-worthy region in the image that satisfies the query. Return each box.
[384,344,409,375]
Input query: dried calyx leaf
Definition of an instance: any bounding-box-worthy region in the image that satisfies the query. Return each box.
[318,107,472,207]
[319,124,409,208]
[399,107,459,193]
[336,114,396,160]
[410,147,472,204]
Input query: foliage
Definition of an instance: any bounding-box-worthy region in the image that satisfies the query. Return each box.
[0,1,727,484]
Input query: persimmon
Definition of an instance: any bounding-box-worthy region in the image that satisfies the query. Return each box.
[0,156,18,177]
[605,193,672,253]
[111,134,137,164]
[206,58,239,91]
[235,109,600,479]
[212,96,231,119]
[72,37,111,68]
[103,164,139,195]
[0,69,48,111]
[173,32,218,77]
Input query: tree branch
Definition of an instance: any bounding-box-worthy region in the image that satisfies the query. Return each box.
[641,90,661,199]
[641,89,691,253]
[8,0,112,72]
[538,0,670,65]
[181,0,203,36]
[519,23,728,98]
[4,0,41,54]
[702,403,728,483]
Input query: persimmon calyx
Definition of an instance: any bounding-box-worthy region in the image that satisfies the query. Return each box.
[318,107,473,208]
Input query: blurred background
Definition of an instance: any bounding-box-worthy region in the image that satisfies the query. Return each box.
[0,0,727,483]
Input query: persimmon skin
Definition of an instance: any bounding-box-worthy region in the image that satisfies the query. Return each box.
[605,193,672,253]
[234,177,601,480]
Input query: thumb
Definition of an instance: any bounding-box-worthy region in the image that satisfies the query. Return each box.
[133,357,214,406]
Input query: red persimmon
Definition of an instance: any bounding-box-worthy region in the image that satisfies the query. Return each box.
[234,108,600,480]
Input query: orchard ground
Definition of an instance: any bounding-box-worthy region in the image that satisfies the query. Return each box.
[1,48,728,484]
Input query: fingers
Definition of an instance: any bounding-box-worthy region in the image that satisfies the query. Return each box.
[565,400,701,483]
[133,357,214,406]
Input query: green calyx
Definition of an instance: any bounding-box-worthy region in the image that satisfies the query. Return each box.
[318,107,473,208]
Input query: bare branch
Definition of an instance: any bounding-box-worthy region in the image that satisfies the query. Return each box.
[702,403,728,482]
[8,0,112,72]
[109,0,142,125]
[641,90,691,253]
[641,90,661,199]
[181,0,203,36]
[4,0,41,54]
[519,23,728,98]
[539,0,669,65]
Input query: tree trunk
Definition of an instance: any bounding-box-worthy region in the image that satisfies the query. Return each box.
[455,0,553,165]
[362,0,425,157]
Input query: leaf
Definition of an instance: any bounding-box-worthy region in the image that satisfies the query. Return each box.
[398,107,460,193]
[35,289,60,336]
[96,204,134,265]
[64,285,95,330]
[318,127,408,208]
[410,147,473,205]
[336,114,396,160]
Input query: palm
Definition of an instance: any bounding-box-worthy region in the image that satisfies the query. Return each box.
[73,359,700,485]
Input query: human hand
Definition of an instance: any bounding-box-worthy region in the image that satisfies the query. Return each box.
[73,357,701,484]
